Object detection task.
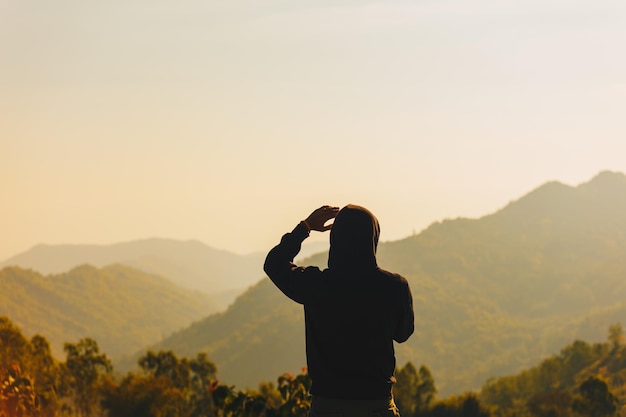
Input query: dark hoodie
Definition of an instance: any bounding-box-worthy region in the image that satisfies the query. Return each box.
[264,205,414,400]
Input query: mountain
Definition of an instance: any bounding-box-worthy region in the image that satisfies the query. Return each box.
[0,238,266,307]
[0,264,218,359]
[145,171,626,395]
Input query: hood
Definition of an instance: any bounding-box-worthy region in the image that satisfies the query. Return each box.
[328,204,380,270]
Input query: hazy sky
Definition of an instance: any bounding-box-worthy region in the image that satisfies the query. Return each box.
[2,0,625,261]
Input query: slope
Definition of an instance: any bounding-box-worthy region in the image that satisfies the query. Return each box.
[0,238,266,305]
[0,264,217,359]
[146,171,626,396]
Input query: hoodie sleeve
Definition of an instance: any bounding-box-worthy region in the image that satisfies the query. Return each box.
[394,279,415,343]
[263,222,321,304]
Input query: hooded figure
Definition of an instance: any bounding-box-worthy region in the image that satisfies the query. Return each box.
[264,205,414,415]
[328,204,379,271]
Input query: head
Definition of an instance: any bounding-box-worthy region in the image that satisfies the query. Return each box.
[328,204,380,270]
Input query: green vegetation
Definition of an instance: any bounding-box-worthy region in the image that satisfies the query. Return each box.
[1,315,485,417]
[5,316,626,416]
[480,324,626,417]
[0,264,218,358]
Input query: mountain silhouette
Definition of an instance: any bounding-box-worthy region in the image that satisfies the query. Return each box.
[0,238,265,307]
[145,171,626,395]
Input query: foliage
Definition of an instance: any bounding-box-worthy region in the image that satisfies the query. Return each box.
[426,393,491,417]
[5,315,480,417]
[394,362,437,416]
[0,300,626,417]
[0,264,218,359]
[0,365,39,417]
[100,373,189,417]
[0,317,30,368]
[480,325,625,417]
[571,376,618,417]
[526,390,573,417]
[6,313,626,417]
[3,323,626,417]
[273,372,311,417]
[608,323,624,352]
[1,317,62,417]
[63,338,112,417]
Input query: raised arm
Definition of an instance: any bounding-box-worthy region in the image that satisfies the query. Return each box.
[263,206,339,303]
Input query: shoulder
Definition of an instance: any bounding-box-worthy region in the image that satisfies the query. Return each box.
[376,268,411,289]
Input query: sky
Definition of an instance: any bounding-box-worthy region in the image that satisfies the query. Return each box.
[1,0,625,261]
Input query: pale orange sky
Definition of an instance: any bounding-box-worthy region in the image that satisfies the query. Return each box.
[1,0,625,261]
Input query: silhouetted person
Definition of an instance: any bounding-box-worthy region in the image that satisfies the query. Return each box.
[264,204,414,417]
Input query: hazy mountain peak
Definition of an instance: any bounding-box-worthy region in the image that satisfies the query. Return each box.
[586,169,626,182]
[0,238,266,301]
[67,263,98,272]
[478,180,571,227]
[578,170,626,193]
[489,171,626,225]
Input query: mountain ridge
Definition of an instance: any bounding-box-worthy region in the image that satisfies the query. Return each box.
[142,171,626,395]
[4,171,625,396]
[0,238,266,305]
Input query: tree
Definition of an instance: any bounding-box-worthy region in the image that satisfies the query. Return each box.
[461,393,491,417]
[427,392,491,417]
[560,340,595,386]
[0,317,30,368]
[139,350,191,390]
[415,365,437,415]
[394,362,437,417]
[100,373,188,417]
[189,353,218,417]
[571,376,618,417]
[249,381,282,410]
[395,362,420,416]
[63,338,112,417]
[526,390,573,417]
[29,335,61,417]
[608,323,624,352]
[0,319,63,417]
[135,350,221,417]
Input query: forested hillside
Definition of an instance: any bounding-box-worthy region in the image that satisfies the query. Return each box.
[147,171,626,396]
[480,324,626,416]
[0,238,265,305]
[0,264,218,358]
[1,316,488,417]
[2,316,625,417]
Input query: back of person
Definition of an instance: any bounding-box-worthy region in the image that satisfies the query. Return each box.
[303,267,413,400]
[264,204,414,417]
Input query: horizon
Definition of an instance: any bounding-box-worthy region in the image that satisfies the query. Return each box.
[1,169,622,262]
[2,0,625,261]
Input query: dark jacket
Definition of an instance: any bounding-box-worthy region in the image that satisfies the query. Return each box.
[264,205,414,400]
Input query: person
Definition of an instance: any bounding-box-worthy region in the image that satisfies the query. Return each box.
[264,204,415,417]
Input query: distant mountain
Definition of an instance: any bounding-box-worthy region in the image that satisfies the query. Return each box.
[0,264,218,359]
[0,238,266,307]
[146,171,626,395]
